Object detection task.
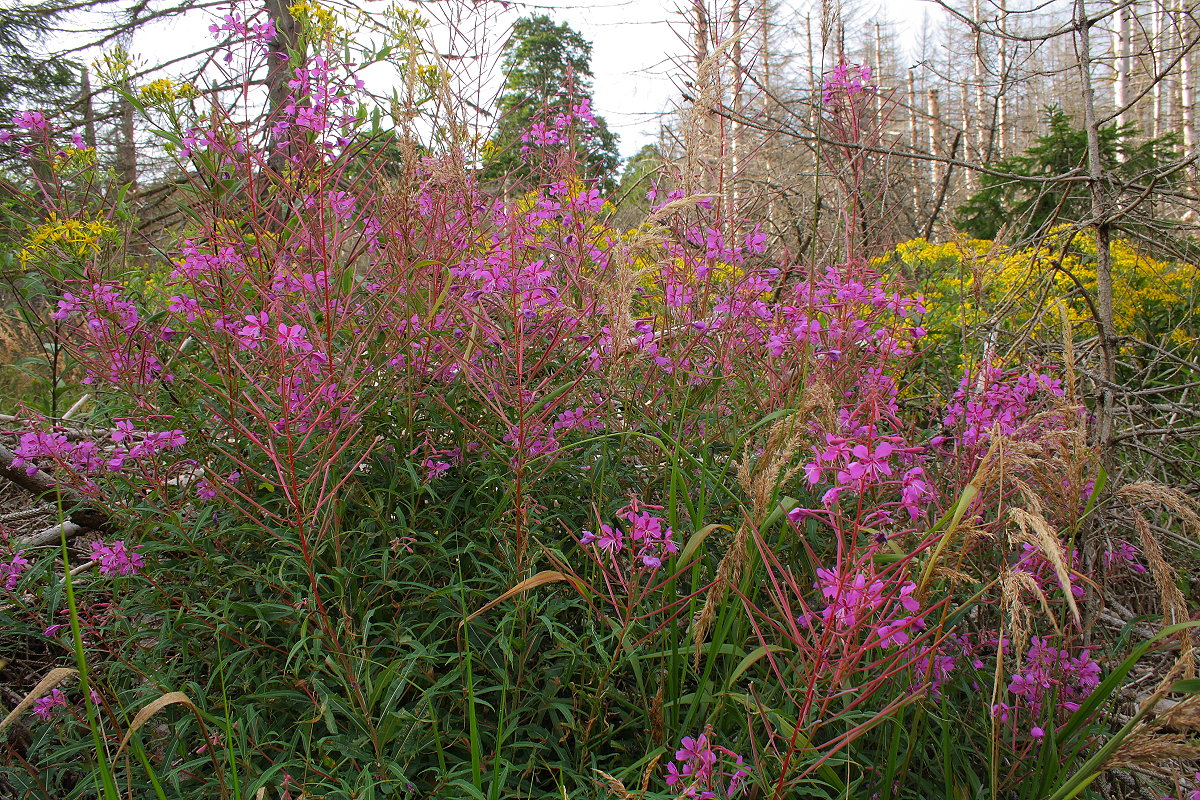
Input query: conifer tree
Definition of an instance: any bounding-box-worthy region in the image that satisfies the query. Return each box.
[482,15,620,192]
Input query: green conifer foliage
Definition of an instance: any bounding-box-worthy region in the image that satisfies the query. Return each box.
[481,15,620,193]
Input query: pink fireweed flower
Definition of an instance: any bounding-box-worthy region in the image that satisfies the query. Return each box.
[10,430,71,475]
[582,503,676,568]
[822,62,873,105]
[676,734,715,768]
[943,366,1065,448]
[31,689,68,720]
[2,551,30,590]
[900,467,931,520]
[112,418,136,443]
[422,458,451,481]
[12,110,47,131]
[1105,540,1147,575]
[275,323,313,352]
[237,312,269,349]
[745,227,767,254]
[836,441,894,485]
[665,729,747,798]
[89,539,144,576]
[580,523,623,555]
[167,294,201,321]
[811,568,923,648]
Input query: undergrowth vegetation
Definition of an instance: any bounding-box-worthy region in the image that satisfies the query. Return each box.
[0,6,1198,800]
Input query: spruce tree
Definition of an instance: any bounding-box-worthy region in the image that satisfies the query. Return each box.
[482,15,620,193]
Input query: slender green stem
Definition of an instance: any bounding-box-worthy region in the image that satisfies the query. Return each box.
[59,505,120,800]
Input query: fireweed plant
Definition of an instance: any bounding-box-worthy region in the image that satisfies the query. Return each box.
[1,10,1198,800]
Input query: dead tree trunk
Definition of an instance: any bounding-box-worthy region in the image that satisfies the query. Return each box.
[264,0,300,176]
[1113,0,1131,134]
[116,77,137,191]
[1075,0,1117,460]
[81,68,97,150]
[927,88,941,190]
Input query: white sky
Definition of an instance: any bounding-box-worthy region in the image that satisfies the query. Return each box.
[66,0,935,159]
[543,0,934,156]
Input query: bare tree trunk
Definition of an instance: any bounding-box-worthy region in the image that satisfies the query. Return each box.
[971,0,986,182]
[959,82,971,186]
[908,69,920,216]
[1113,0,1131,133]
[81,67,97,150]
[1073,0,1120,645]
[874,20,885,119]
[1152,3,1164,138]
[927,88,941,189]
[1178,0,1195,158]
[997,0,1009,155]
[759,0,772,93]
[758,0,777,234]
[730,0,744,220]
[116,77,137,191]
[1075,0,1117,460]
[682,0,718,197]
[264,0,299,175]
[693,0,710,65]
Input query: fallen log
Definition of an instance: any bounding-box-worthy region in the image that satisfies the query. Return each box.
[0,442,109,531]
[18,520,85,548]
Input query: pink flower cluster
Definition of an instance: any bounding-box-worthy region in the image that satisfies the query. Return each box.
[12,110,48,131]
[520,98,600,154]
[89,539,144,576]
[911,632,986,699]
[989,637,1101,742]
[943,366,1065,449]
[32,688,68,720]
[51,280,171,387]
[822,62,874,105]
[1014,542,1085,600]
[275,55,365,148]
[1,551,30,590]
[665,731,748,799]
[581,502,677,569]
[1105,539,1148,575]
[208,10,276,46]
[806,568,924,648]
[9,421,185,477]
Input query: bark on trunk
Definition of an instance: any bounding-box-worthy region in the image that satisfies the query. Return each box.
[1075,0,1117,459]
[116,78,137,191]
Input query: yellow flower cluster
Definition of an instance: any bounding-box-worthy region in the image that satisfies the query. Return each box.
[289,0,344,37]
[889,230,1200,356]
[94,47,137,84]
[139,78,197,106]
[51,146,98,173]
[415,63,442,91]
[385,5,429,30]
[894,238,976,268]
[18,214,117,270]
